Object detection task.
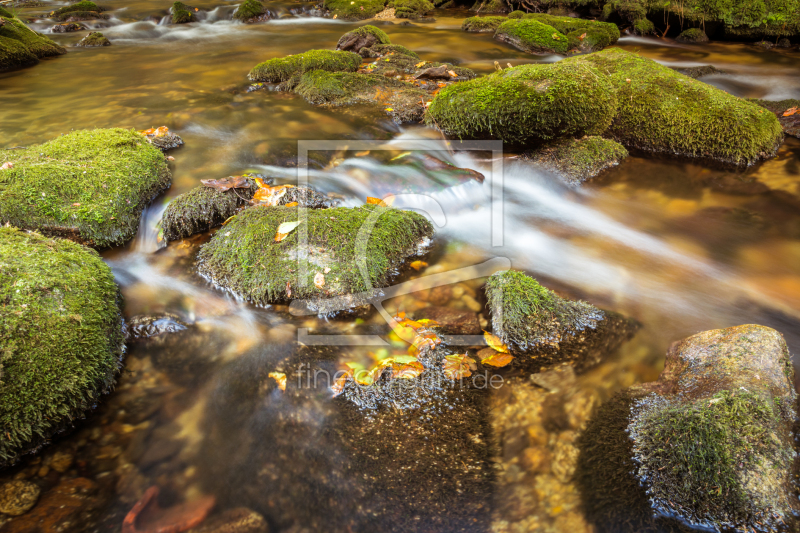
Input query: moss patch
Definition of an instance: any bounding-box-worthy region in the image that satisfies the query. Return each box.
[0,227,124,468]
[522,13,620,51]
[160,182,256,243]
[391,0,434,18]
[0,128,171,248]
[363,43,419,58]
[76,31,110,46]
[51,0,102,17]
[233,0,265,21]
[324,0,386,20]
[494,19,569,54]
[197,204,433,305]
[676,26,709,41]
[461,15,506,32]
[526,136,628,184]
[248,50,362,83]
[171,1,194,23]
[425,60,618,144]
[563,48,783,165]
[0,16,65,72]
[335,24,390,53]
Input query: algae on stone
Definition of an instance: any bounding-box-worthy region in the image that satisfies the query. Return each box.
[0,128,171,248]
[248,50,362,83]
[525,136,628,184]
[197,204,433,306]
[563,48,783,165]
[425,60,618,144]
[0,227,124,468]
[749,98,800,138]
[494,19,570,54]
[676,26,709,42]
[51,0,106,20]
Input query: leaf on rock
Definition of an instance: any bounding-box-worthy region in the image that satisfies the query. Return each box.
[448,70,457,78]
[268,372,287,391]
[415,61,427,68]
[201,175,250,191]
[481,352,514,368]
[253,186,287,206]
[483,331,510,353]
[331,371,351,396]
[442,353,477,379]
[784,106,798,117]
[579,32,586,40]
[314,272,325,288]
[138,126,171,138]
[409,260,428,271]
[1,162,13,170]
[392,361,424,380]
[274,220,302,242]
[285,201,299,207]
[366,195,394,207]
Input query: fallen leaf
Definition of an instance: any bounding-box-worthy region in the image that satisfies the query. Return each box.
[254,176,271,188]
[269,372,287,391]
[286,281,292,298]
[254,186,287,206]
[221,215,236,226]
[409,260,428,271]
[552,33,560,40]
[442,353,477,379]
[323,267,331,274]
[167,156,175,161]
[783,106,798,116]
[122,486,215,533]
[415,61,427,68]
[392,361,424,379]
[72,202,81,207]
[579,32,586,40]
[201,175,250,192]
[138,126,171,138]
[416,318,439,326]
[331,371,350,395]
[448,70,457,77]
[274,220,302,242]
[385,107,394,112]
[481,352,514,368]
[314,272,325,288]
[0,162,12,170]
[483,331,510,353]
[285,201,299,207]
[366,195,395,207]
[437,82,447,88]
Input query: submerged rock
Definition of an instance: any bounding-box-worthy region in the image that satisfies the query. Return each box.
[676,64,725,78]
[0,128,171,247]
[524,136,628,185]
[750,98,800,138]
[125,313,189,341]
[425,60,618,145]
[676,27,709,42]
[485,270,638,372]
[494,19,570,54]
[562,48,784,165]
[76,31,110,46]
[576,324,799,532]
[0,227,124,469]
[248,50,362,83]
[335,24,390,53]
[189,508,268,533]
[197,204,433,307]
[0,14,65,72]
[0,481,40,516]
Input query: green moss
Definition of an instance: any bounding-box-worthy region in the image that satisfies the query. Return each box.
[233,0,265,21]
[160,182,256,242]
[248,50,362,83]
[392,0,434,18]
[172,1,194,23]
[0,16,64,61]
[461,15,506,32]
[527,136,628,184]
[507,9,525,17]
[425,60,618,144]
[632,17,654,34]
[197,204,434,305]
[522,13,620,51]
[0,128,171,248]
[76,31,110,46]
[51,1,102,16]
[0,6,13,17]
[0,227,124,467]
[676,26,709,41]
[630,390,793,528]
[494,19,569,54]
[563,48,783,165]
[324,0,386,20]
[368,43,419,58]
[748,98,800,114]
[0,34,39,71]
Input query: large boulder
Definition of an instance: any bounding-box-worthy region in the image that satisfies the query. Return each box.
[50,0,107,21]
[750,98,800,138]
[0,14,65,72]
[484,270,638,372]
[0,227,124,468]
[248,50,362,83]
[0,128,171,248]
[493,19,570,54]
[676,27,709,42]
[461,15,506,32]
[233,0,267,22]
[171,1,195,23]
[425,60,618,144]
[562,48,784,165]
[335,24,390,53]
[524,135,628,184]
[576,325,799,532]
[197,204,433,309]
[520,13,620,51]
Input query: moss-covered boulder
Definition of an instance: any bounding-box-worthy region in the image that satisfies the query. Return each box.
[563,48,783,165]
[0,227,124,468]
[676,26,709,42]
[294,70,428,123]
[391,0,433,18]
[484,270,637,372]
[0,15,65,72]
[494,19,569,54]
[750,98,800,138]
[335,25,390,53]
[360,43,418,59]
[324,0,386,20]
[425,60,618,144]
[525,136,628,184]
[197,204,433,308]
[577,325,798,532]
[461,15,506,32]
[76,31,110,46]
[0,128,171,248]
[171,1,194,23]
[361,47,475,81]
[521,13,620,51]
[233,0,266,22]
[248,50,362,83]
[51,1,107,21]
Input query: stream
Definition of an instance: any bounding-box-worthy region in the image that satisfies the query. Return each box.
[1,2,800,532]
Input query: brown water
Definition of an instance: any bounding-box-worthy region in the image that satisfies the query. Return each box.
[1,3,800,532]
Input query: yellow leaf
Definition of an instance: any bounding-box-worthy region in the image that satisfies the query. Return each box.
[385,107,394,112]
[314,272,325,288]
[268,372,286,391]
[416,318,439,326]
[253,186,287,206]
[409,260,428,271]
[442,354,476,379]
[367,195,395,207]
[552,33,560,40]
[415,61,427,67]
[274,220,301,242]
[448,70,457,77]
[392,361,424,380]
[221,215,236,226]
[285,201,299,207]
[481,352,514,368]
[784,106,798,117]
[483,331,509,353]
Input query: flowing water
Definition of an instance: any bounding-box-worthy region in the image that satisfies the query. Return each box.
[1,3,800,531]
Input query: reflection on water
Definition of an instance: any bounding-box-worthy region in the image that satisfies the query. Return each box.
[1,2,800,531]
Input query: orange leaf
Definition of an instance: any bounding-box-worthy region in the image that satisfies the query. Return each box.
[254,177,271,188]
[783,106,798,116]
[392,361,424,379]
[331,371,351,395]
[437,82,446,88]
[366,195,395,207]
[481,352,514,368]
[448,70,457,78]
[253,186,287,206]
[415,61,427,67]
[579,32,587,40]
[442,354,476,379]
[285,201,299,207]
[268,372,286,391]
[409,260,428,271]
[314,272,325,289]
[483,331,509,353]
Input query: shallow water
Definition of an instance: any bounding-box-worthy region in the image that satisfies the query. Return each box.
[1,3,800,532]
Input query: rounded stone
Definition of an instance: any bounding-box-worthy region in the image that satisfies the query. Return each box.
[0,481,41,516]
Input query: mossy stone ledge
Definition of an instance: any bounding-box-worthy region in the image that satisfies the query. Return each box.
[248,50,362,83]
[494,19,570,54]
[577,324,798,532]
[750,98,800,138]
[525,136,628,185]
[425,60,618,145]
[323,0,387,20]
[562,48,783,165]
[335,25,390,53]
[391,0,434,19]
[0,128,172,248]
[51,1,107,21]
[461,15,506,32]
[521,13,620,51]
[0,15,65,72]
[0,227,125,469]
[485,270,638,372]
[233,0,266,22]
[76,31,111,46]
[197,204,433,309]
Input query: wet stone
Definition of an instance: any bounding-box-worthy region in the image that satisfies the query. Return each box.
[126,313,189,341]
[416,305,481,335]
[51,22,87,32]
[0,480,40,516]
[188,507,268,533]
